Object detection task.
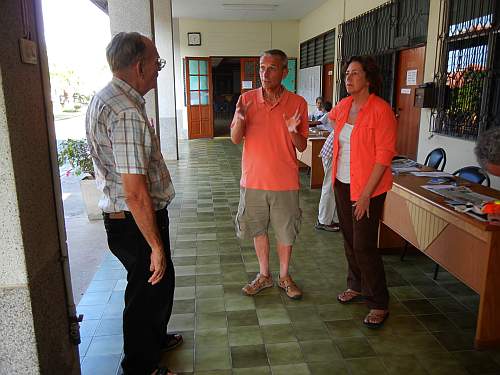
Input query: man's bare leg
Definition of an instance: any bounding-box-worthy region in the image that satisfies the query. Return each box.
[276,242,292,278]
[277,242,302,299]
[241,234,273,296]
[254,233,271,276]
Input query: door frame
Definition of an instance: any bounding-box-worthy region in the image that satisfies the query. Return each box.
[185,56,214,139]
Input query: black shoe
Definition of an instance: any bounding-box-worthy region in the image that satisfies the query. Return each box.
[315,221,340,232]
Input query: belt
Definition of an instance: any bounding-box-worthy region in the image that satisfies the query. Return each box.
[104,207,167,220]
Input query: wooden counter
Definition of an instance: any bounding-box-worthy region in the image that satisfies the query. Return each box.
[296,137,326,189]
[379,174,500,349]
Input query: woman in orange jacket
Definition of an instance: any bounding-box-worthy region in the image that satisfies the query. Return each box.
[329,55,397,328]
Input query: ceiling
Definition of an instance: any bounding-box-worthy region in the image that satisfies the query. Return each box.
[172,0,329,21]
[90,0,330,21]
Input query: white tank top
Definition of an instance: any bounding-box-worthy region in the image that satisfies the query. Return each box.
[336,123,354,183]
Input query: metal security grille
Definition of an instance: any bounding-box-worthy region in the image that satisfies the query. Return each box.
[336,0,429,104]
[396,0,430,47]
[431,0,499,139]
[300,30,335,69]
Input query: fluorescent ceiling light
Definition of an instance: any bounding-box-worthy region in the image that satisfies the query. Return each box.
[222,3,279,11]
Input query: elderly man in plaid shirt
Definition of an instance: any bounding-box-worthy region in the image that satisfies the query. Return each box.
[86,32,180,375]
[315,130,340,231]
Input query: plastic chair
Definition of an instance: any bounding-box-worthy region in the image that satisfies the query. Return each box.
[452,166,490,187]
[424,148,446,171]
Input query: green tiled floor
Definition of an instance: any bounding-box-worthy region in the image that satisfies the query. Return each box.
[79,139,500,375]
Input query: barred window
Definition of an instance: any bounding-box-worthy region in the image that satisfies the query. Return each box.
[431,0,499,139]
[299,30,335,69]
[337,0,429,105]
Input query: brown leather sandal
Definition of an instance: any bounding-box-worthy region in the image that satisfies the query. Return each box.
[363,309,389,328]
[337,289,365,304]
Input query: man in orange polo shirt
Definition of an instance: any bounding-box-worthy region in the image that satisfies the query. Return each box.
[230,49,308,299]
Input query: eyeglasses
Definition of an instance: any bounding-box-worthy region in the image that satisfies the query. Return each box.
[157,58,166,71]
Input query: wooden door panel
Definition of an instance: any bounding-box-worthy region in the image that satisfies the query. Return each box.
[240,57,260,93]
[395,47,425,159]
[322,63,334,104]
[201,106,210,120]
[186,57,213,139]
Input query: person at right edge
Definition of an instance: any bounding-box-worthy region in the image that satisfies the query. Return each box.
[331,55,397,328]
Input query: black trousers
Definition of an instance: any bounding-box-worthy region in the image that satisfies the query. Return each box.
[104,208,175,375]
[334,180,389,309]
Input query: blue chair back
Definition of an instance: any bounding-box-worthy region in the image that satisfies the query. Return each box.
[452,166,490,187]
[424,148,446,171]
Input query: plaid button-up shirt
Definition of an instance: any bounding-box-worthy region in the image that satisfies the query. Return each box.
[86,77,175,212]
[319,130,335,159]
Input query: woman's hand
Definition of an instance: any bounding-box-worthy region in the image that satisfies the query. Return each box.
[353,194,371,221]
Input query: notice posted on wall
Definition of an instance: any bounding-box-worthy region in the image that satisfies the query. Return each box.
[242,80,253,89]
[406,69,417,86]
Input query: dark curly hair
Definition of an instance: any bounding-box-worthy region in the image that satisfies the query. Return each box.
[343,55,382,95]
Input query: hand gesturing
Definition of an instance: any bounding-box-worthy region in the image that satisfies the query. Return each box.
[283,109,301,133]
[234,99,252,125]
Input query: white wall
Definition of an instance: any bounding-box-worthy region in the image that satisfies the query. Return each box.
[178,19,298,58]
[0,69,29,288]
[417,0,499,189]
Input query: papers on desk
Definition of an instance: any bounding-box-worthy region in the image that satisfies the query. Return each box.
[392,158,420,173]
[411,171,453,177]
[422,185,495,205]
[421,185,496,221]
[394,167,421,173]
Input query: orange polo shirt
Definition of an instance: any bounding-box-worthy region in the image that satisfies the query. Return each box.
[329,94,397,200]
[235,87,309,191]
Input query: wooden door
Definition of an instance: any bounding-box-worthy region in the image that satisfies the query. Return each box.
[240,57,261,93]
[322,63,334,104]
[395,47,425,159]
[186,57,213,139]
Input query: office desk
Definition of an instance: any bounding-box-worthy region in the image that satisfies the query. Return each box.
[379,174,500,349]
[296,137,326,189]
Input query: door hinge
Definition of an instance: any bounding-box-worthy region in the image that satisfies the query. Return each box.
[69,314,84,345]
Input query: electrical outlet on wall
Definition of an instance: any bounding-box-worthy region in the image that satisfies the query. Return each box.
[19,38,38,65]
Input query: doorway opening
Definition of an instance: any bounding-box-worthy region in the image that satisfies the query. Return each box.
[41,0,111,304]
[212,57,241,137]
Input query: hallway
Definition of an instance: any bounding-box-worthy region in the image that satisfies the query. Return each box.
[77,138,500,375]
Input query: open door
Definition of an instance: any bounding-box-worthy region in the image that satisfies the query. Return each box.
[395,47,425,159]
[186,57,213,139]
[240,57,261,93]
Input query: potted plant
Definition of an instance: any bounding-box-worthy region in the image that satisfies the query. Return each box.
[58,139,102,220]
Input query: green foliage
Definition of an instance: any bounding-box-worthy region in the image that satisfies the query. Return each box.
[58,139,94,177]
[449,69,486,114]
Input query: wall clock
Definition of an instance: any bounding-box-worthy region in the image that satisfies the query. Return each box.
[188,32,201,46]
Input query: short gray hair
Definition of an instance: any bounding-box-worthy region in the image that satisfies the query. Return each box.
[475,127,500,168]
[261,49,288,68]
[106,32,147,73]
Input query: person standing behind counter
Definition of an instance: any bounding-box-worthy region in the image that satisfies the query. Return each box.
[330,55,397,328]
[308,96,326,126]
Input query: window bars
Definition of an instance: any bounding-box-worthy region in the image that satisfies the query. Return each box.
[431,0,499,139]
[336,0,430,104]
[300,30,335,69]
